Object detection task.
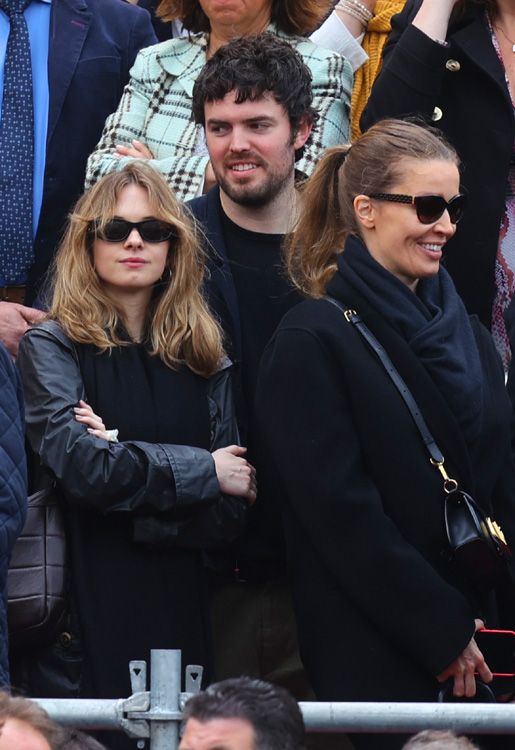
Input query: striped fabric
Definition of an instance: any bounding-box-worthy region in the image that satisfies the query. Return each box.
[85,26,353,201]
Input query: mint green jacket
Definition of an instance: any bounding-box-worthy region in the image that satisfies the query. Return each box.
[85,27,353,201]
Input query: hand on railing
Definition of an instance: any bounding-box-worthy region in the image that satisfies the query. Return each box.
[437,619,493,698]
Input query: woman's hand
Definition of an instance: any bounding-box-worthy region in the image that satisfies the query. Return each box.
[212,445,257,504]
[74,400,118,441]
[115,139,153,160]
[437,619,493,697]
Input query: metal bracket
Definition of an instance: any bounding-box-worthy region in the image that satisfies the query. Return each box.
[118,691,151,740]
[117,658,203,742]
[116,660,152,739]
[179,665,204,711]
[130,661,148,694]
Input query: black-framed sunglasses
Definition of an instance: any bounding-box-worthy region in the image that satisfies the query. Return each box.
[368,193,466,225]
[90,219,177,243]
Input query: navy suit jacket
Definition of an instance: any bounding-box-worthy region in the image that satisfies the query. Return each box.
[27,0,156,303]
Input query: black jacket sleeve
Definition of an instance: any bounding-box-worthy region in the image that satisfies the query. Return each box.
[18,324,220,515]
[361,0,452,130]
[256,326,475,677]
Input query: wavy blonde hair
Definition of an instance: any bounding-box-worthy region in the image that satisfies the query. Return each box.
[286,119,459,298]
[49,162,224,377]
[157,0,334,36]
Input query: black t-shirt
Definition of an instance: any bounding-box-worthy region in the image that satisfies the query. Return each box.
[222,211,298,413]
[221,210,302,564]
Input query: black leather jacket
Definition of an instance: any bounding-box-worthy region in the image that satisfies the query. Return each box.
[17,320,247,549]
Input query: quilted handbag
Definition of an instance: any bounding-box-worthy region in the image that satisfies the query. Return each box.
[7,486,66,649]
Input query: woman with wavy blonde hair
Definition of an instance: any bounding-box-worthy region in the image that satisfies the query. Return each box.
[16,162,255,748]
[51,160,222,375]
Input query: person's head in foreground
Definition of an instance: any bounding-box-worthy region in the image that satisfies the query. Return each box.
[287,118,463,296]
[56,728,108,750]
[0,692,61,750]
[179,676,306,750]
[402,730,479,749]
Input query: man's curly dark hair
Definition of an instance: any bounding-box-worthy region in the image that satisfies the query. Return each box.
[192,33,317,161]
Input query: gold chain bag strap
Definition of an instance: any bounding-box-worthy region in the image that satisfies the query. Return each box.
[325,298,511,592]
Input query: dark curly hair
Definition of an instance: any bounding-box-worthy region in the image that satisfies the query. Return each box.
[192,33,316,161]
[193,32,315,125]
[156,0,334,36]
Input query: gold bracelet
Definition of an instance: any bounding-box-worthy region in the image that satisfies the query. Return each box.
[336,0,373,24]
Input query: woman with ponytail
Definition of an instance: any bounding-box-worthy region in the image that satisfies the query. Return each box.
[256,119,515,749]
[14,162,255,746]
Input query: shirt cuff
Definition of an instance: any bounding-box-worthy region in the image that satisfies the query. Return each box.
[310,11,369,72]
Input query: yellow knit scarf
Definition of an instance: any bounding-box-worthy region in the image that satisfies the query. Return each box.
[350,0,406,141]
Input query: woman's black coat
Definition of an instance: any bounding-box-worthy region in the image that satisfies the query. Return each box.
[255,266,515,709]
[362,0,515,327]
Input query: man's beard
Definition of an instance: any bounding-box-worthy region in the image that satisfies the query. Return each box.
[216,154,294,207]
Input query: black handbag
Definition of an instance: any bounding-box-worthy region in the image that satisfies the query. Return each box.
[7,485,67,649]
[325,297,511,592]
[444,489,510,592]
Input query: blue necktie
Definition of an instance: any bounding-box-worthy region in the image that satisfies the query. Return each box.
[0,0,34,285]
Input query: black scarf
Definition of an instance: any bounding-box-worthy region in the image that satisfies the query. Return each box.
[338,235,484,443]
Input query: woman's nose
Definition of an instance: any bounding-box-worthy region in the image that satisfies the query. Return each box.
[436,209,457,238]
[124,228,144,246]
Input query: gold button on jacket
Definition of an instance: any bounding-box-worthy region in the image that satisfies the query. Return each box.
[446,59,461,72]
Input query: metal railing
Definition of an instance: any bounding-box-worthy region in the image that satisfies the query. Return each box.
[32,650,515,749]
[35,650,203,750]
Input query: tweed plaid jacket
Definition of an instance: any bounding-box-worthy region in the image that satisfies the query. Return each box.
[85,26,353,201]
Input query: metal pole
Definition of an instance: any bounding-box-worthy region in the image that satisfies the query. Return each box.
[149,649,181,750]
[299,702,515,735]
[35,699,121,730]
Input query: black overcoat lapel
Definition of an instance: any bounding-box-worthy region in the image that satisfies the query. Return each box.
[451,8,512,111]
